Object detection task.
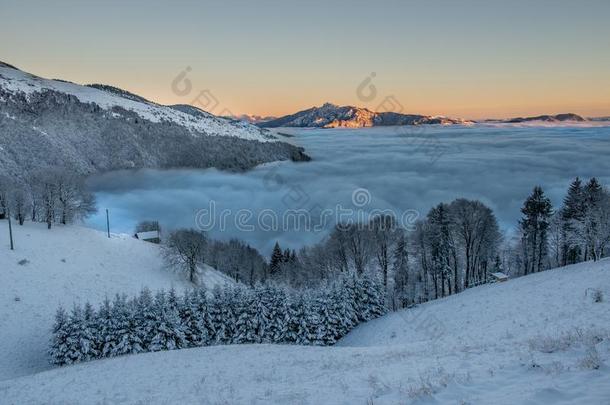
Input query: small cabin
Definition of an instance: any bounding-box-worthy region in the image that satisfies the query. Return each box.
[134,230,161,244]
[490,272,509,283]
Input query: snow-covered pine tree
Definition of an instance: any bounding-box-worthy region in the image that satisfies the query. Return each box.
[223,285,240,343]
[193,288,212,346]
[180,289,208,347]
[581,178,610,261]
[269,241,284,276]
[149,290,187,352]
[340,274,360,330]
[110,293,143,357]
[96,297,114,357]
[356,272,387,321]
[369,272,388,318]
[285,292,309,345]
[266,285,289,343]
[305,291,325,346]
[232,285,258,344]
[329,279,354,340]
[519,186,553,274]
[352,272,369,322]
[49,306,70,365]
[316,286,341,346]
[134,288,156,351]
[207,286,224,344]
[78,302,100,362]
[62,304,84,364]
[253,283,272,342]
[561,177,586,265]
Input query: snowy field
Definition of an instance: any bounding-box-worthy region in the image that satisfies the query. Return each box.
[0,222,232,381]
[1,223,608,403]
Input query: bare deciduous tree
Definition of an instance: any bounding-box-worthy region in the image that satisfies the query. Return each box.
[163,229,207,284]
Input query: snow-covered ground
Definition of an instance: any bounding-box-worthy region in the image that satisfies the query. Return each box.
[0,221,232,381]
[1,226,608,403]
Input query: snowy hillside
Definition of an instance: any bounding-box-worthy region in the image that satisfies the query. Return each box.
[0,63,309,178]
[1,255,608,404]
[0,221,233,381]
[0,64,269,141]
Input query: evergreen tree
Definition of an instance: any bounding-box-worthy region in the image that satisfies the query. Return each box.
[149,290,186,351]
[267,285,289,343]
[207,286,224,344]
[49,306,70,365]
[561,177,585,265]
[520,186,553,274]
[110,294,143,356]
[77,302,100,361]
[180,289,210,347]
[194,288,212,346]
[581,178,610,261]
[269,242,284,275]
[285,293,309,345]
[283,248,292,263]
[63,305,85,364]
[305,291,325,346]
[316,288,336,345]
[134,288,156,350]
[253,284,272,342]
[233,286,258,344]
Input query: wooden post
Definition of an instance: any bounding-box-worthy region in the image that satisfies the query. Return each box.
[8,207,14,250]
[106,209,110,238]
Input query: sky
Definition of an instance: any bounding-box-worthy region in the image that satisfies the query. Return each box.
[1,0,610,119]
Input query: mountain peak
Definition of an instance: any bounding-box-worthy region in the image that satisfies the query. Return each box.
[321,102,340,108]
[259,103,470,128]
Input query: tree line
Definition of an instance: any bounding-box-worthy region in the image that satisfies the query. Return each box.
[50,273,386,365]
[0,168,95,229]
[215,177,610,309]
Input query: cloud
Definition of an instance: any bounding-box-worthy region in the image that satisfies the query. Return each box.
[86,124,610,255]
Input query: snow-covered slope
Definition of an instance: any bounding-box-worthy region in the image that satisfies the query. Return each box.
[0,221,233,381]
[0,63,309,178]
[1,255,608,404]
[0,64,268,141]
[339,261,608,349]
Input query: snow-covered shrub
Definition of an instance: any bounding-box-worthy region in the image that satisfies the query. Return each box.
[578,346,603,370]
[48,273,386,365]
[528,333,573,353]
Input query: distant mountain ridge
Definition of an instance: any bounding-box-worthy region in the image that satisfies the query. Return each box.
[258,103,472,128]
[227,114,278,124]
[488,113,587,123]
[0,61,308,178]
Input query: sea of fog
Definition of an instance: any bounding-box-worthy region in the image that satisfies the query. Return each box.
[86,124,610,254]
